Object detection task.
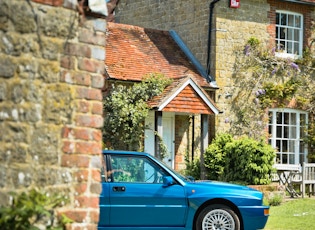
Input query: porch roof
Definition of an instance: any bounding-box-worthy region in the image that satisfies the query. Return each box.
[105,22,220,115]
[148,75,220,115]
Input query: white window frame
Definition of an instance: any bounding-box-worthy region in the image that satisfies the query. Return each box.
[268,108,308,166]
[275,10,303,59]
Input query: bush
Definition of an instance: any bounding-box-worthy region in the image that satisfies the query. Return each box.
[204,133,233,180]
[204,133,276,185]
[0,189,72,230]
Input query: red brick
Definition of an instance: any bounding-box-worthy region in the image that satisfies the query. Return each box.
[74,169,89,182]
[91,169,101,182]
[62,126,74,138]
[74,72,91,86]
[61,154,90,168]
[62,140,76,154]
[75,114,104,128]
[60,210,88,223]
[75,183,88,194]
[92,102,103,115]
[79,28,106,46]
[76,87,103,100]
[92,130,102,142]
[91,74,105,89]
[75,141,102,154]
[88,88,103,100]
[64,43,91,58]
[74,128,91,140]
[76,100,91,113]
[75,195,99,208]
[78,58,105,74]
[60,56,76,69]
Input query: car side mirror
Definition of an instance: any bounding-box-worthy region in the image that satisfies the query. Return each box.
[162,176,174,187]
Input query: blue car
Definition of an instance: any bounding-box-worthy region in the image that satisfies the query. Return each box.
[98,150,269,230]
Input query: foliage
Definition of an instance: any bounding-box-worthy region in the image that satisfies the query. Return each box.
[204,133,233,180]
[183,151,201,180]
[0,188,72,230]
[266,193,283,206]
[224,136,276,185]
[204,133,276,185]
[231,36,315,141]
[103,73,172,151]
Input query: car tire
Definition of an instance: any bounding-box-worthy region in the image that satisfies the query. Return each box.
[196,204,240,230]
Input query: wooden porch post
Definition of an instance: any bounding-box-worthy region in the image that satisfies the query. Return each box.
[155,111,163,159]
[200,114,209,180]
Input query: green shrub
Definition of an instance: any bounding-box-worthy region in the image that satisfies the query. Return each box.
[0,188,72,230]
[267,193,283,206]
[224,136,276,185]
[183,155,201,180]
[204,133,276,185]
[204,133,233,180]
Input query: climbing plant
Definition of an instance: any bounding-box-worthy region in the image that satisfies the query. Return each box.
[231,35,315,152]
[103,73,172,152]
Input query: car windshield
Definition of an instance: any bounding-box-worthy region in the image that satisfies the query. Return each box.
[151,155,194,182]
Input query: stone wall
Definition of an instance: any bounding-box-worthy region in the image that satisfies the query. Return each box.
[0,0,105,229]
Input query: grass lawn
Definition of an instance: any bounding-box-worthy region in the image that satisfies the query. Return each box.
[264,198,315,230]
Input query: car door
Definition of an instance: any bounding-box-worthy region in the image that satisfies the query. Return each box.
[105,154,188,227]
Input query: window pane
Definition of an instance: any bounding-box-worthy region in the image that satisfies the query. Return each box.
[284,126,289,138]
[287,42,293,54]
[291,126,296,138]
[283,154,288,164]
[291,113,296,125]
[280,27,286,39]
[289,154,294,164]
[280,13,287,25]
[295,15,301,27]
[289,140,295,153]
[282,140,288,152]
[288,14,294,27]
[276,112,282,124]
[284,113,289,124]
[294,29,299,42]
[277,126,282,138]
[287,28,293,40]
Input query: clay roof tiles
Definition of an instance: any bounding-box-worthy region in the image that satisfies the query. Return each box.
[105,22,211,88]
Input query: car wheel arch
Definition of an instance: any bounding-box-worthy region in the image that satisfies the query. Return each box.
[192,198,244,230]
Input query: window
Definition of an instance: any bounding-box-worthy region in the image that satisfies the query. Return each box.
[109,155,167,183]
[268,109,308,165]
[276,11,303,58]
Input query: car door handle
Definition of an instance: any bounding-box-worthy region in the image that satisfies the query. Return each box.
[113,186,126,192]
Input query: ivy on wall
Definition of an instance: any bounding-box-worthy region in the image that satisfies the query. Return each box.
[231,34,315,161]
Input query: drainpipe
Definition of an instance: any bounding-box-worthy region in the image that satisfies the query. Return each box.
[206,0,221,86]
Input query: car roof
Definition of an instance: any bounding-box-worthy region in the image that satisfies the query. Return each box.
[102,150,150,157]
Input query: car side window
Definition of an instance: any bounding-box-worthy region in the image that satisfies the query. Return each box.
[109,155,166,183]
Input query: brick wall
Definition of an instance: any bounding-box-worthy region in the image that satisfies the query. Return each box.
[0,0,106,229]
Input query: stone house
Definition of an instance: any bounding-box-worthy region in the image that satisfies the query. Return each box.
[109,0,315,169]
[104,22,221,171]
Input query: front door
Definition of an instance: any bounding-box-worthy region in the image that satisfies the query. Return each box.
[144,112,175,168]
